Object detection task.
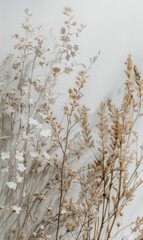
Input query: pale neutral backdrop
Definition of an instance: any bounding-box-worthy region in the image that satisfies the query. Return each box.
[1,0,143,237]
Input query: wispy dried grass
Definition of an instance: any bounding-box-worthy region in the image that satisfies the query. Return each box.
[0,7,143,240]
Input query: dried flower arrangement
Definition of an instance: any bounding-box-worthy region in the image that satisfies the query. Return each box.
[0,7,143,240]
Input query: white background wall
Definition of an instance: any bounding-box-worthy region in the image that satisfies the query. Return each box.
[1,0,143,237]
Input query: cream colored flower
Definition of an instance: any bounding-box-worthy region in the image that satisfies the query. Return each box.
[29,117,38,126]
[40,129,51,138]
[16,151,24,162]
[11,205,21,214]
[1,151,10,160]
[16,173,23,183]
[7,181,17,190]
[17,163,26,172]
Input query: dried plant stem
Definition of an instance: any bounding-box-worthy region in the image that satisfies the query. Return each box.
[55,120,70,240]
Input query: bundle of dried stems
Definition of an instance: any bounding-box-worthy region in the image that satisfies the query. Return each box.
[0,7,143,240]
